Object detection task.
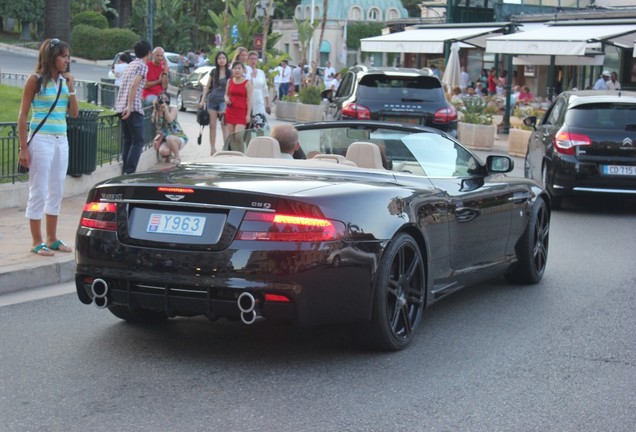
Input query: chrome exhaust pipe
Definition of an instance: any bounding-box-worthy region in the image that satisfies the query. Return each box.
[93,296,108,309]
[91,278,109,298]
[90,278,109,309]
[237,292,264,325]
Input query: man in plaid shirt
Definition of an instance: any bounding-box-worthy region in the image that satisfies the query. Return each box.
[115,40,152,174]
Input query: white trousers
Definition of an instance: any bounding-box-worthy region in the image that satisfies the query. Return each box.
[25,134,69,220]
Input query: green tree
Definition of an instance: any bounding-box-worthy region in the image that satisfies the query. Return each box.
[0,0,44,40]
[401,0,421,17]
[294,17,315,66]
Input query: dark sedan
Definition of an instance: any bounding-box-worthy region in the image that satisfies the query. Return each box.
[175,66,213,111]
[524,90,636,209]
[75,121,550,351]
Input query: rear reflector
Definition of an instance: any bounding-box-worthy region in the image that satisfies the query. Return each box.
[264,294,291,303]
[237,211,344,242]
[80,202,117,231]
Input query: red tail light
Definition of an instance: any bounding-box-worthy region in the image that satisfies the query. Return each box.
[554,131,592,155]
[342,103,371,120]
[433,105,458,123]
[80,202,117,231]
[236,211,344,242]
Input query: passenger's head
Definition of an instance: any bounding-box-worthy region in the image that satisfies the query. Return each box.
[271,124,300,155]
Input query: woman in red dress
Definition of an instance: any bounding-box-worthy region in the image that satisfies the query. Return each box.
[224,61,252,149]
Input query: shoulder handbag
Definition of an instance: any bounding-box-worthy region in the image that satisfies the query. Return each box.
[18,78,64,174]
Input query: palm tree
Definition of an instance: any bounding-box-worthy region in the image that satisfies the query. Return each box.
[44,0,70,41]
[311,0,328,85]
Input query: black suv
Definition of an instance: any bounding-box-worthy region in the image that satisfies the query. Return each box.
[524,90,636,209]
[323,66,457,137]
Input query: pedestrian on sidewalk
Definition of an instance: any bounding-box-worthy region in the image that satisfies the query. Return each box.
[142,46,169,106]
[224,61,252,151]
[17,38,79,256]
[200,51,230,155]
[115,40,152,174]
[151,92,188,165]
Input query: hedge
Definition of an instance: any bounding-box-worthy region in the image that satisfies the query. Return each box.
[71,24,138,60]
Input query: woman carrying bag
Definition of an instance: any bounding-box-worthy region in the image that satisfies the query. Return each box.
[17,38,79,256]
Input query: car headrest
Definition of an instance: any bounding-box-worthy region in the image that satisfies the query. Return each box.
[245,136,282,158]
[345,141,384,169]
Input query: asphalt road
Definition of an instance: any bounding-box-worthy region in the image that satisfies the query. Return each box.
[1,197,635,432]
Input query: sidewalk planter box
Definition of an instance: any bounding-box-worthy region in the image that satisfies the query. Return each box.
[67,110,100,177]
[508,129,532,157]
[275,101,297,121]
[458,122,496,149]
[295,102,325,122]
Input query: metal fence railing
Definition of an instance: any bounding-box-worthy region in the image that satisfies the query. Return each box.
[1,110,154,184]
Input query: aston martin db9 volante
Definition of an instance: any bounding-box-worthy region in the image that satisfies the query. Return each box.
[75,121,550,351]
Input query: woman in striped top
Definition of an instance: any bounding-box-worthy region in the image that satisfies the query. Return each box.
[17,38,79,256]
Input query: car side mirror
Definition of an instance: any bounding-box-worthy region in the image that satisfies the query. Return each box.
[523,116,537,130]
[486,155,514,174]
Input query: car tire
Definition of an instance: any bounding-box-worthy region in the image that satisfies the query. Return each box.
[362,233,425,351]
[177,92,186,111]
[505,196,550,285]
[107,305,168,324]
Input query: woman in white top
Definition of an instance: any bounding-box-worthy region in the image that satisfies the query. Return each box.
[113,52,133,87]
[247,50,271,132]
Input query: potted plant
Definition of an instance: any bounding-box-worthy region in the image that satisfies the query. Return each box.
[456,96,498,149]
[508,106,543,157]
[295,85,326,122]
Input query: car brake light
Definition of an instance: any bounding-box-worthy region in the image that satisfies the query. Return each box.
[342,103,371,120]
[433,106,458,123]
[554,131,592,155]
[80,202,117,231]
[157,187,194,194]
[236,211,344,242]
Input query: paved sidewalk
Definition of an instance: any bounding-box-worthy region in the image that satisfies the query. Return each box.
[0,112,516,295]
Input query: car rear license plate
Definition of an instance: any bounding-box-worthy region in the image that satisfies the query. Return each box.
[601,165,636,176]
[385,116,420,125]
[147,213,206,236]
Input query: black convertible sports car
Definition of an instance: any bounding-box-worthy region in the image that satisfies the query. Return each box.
[75,121,550,351]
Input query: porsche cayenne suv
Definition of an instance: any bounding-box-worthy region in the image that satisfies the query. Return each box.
[524,90,636,209]
[323,66,458,137]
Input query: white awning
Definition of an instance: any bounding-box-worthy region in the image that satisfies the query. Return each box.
[361,26,504,54]
[512,55,605,66]
[486,23,636,56]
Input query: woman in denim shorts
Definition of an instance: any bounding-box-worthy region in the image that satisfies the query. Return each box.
[200,51,231,155]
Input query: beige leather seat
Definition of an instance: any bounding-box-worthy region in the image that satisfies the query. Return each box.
[212,150,246,157]
[345,141,384,169]
[245,136,281,158]
[312,154,357,166]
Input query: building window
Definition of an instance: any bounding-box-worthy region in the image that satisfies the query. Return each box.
[386,8,399,21]
[368,7,381,21]
[295,6,302,19]
[349,6,362,21]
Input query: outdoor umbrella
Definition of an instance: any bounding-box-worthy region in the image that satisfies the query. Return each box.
[441,42,461,97]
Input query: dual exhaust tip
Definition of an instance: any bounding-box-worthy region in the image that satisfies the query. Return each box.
[90,278,109,309]
[237,292,264,325]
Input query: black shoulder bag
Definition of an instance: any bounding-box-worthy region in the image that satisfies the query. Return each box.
[18,78,64,174]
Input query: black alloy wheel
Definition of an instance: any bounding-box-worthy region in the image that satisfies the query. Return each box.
[364,233,425,351]
[505,197,550,284]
